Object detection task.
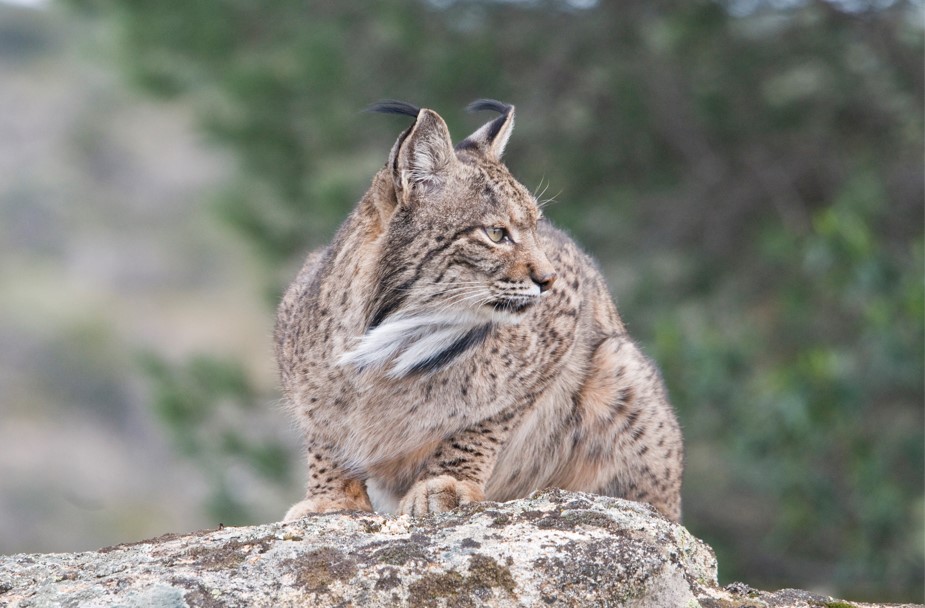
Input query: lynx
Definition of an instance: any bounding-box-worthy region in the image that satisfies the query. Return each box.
[275,100,683,521]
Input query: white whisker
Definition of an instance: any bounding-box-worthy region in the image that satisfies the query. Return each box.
[537,188,563,209]
[532,175,549,200]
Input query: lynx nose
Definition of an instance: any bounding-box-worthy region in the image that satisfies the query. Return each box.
[531,271,557,293]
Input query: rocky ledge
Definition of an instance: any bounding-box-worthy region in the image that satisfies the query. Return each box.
[0,490,917,607]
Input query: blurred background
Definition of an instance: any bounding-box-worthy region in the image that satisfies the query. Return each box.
[0,0,922,602]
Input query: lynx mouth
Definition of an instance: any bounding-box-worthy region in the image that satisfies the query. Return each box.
[489,296,536,314]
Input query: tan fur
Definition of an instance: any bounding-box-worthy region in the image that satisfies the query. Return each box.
[398,475,485,517]
[275,103,683,522]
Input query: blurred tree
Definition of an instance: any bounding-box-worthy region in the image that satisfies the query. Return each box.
[66,0,924,600]
[139,352,292,525]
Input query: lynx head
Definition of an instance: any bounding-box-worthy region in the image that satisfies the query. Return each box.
[341,100,557,377]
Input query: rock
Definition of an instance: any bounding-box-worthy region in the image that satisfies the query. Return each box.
[0,490,916,607]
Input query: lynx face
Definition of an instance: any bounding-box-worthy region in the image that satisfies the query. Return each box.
[341,101,557,377]
[398,169,555,321]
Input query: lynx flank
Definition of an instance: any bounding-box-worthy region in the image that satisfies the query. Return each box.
[275,100,683,521]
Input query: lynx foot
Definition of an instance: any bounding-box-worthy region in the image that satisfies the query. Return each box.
[398,474,484,516]
[283,479,373,521]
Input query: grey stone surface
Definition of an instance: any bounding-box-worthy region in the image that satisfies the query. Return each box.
[0,490,917,608]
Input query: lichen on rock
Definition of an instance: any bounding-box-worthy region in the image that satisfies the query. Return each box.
[0,490,912,607]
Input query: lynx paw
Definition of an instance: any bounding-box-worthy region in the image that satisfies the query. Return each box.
[283,490,373,521]
[398,475,484,517]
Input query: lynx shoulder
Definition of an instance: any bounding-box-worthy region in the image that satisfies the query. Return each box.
[275,100,683,521]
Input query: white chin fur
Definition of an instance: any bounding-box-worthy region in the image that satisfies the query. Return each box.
[487,308,524,325]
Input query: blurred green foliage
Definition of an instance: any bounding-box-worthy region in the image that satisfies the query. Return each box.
[68,0,924,600]
[140,352,291,524]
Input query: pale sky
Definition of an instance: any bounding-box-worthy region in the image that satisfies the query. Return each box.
[0,0,49,8]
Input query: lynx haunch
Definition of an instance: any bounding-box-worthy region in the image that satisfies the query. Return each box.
[275,100,683,521]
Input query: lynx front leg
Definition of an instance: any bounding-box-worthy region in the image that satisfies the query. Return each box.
[399,410,520,516]
[284,441,373,521]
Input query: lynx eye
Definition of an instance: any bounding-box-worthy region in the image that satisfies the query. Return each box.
[485,227,509,243]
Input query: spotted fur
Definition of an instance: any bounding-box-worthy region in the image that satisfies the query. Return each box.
[276,101,684,522]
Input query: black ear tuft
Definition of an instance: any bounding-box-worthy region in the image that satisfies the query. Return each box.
[366,100,422,118]
[466,99,513,116]
[461,99,515,153]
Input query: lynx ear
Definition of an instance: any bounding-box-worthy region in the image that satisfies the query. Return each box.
[369,102,456,207]
[368,101,457,207]
[395,109,456,201]
[457,99,515,161]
